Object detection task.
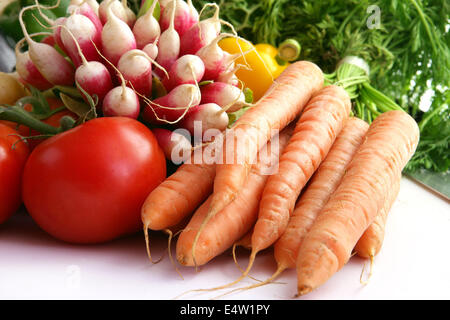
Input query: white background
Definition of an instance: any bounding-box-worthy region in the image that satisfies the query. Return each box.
[1,176,449,300]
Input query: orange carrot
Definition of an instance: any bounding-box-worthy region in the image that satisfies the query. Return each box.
[141,155,215,262]
[274,117,369,271]
[200,84,352,291]
[245,85,351,270]
[296,110,419,296]
[216,114,365,299]
[207,61,324,226]
[355,173,401,272]
[176,126,293,267]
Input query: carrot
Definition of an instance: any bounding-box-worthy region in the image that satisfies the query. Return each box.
[195,84,351,292]
[355,173,401,282]
[206,61,324,226]
[141,152,215,262]
[235,85,351,278]
[176,126,293,267]
[296,110,419,296]
[215,118,369,299]
[274,117,369,270]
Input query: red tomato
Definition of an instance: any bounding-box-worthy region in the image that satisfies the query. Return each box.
[0,124,29,224]
[22,117,166,243]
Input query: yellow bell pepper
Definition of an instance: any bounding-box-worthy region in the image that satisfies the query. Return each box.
[219,39,289,102]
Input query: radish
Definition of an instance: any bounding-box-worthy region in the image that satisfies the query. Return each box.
[34,3,68,54]
[142,40,159,60]
[161,54,205,92]
[63,26,113,106]
[101,1,137,66]
[186,0,199,26]
[121,0,137,27]
[69,0,99,15]
[200,82,247,113]
[76,61,114,106]
[152,128,192,164]
[99,0,129,26]
[179,103,229,137]
[41,34,56,47]
[158,0,173,14]
[216,64,243,87]
[155,0,180,77]
[160,0,198,37]
[196,33,255,81]
[68,2,103,35]
[117,49,168,96]
[60,14,102,67]
[179,3,221,55]
[117,49,153,97]
[132,0,160,49]
[142,83,200,125]
[19,5,74,86]
[15,35,53,91]
[102,73,140,119]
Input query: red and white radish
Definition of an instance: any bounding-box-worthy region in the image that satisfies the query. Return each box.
[60,13,102,67]
[142,83,201,125]
[62,26,113,106]
[102,74,140,119]
[121,0,137,27]
[186,0,199,27]
[69,0,99,15]
[34,3,68,54]
[76,61,113,106]
[196,34,255,81]
[142,40,159,60]
[68,1,103,35]
[158,0,173,14]
[216,63,245,87]
[101,1,137,66]
[152,128,192,163]
[117,49,153,97]
[132,0,160,49]
[160,0,198,37]
[200,82,246,113]
[19,5,74,86]
[15,35,53,91]
[99,0,128,25]
[179,3,221,55]
[179,103,229,136]
[156,0,180,77]
[161,54,205,92]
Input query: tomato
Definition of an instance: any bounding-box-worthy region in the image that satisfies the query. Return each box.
[0,124,29,224]
[22,117,166,244]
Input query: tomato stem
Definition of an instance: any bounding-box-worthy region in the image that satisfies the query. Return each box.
[0,105,60,135]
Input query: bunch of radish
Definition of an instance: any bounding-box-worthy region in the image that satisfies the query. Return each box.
[15,0,253,164]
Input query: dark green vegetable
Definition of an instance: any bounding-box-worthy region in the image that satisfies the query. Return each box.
[196,0,450,173]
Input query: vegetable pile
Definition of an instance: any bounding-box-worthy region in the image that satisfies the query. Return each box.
[0,0,436,298]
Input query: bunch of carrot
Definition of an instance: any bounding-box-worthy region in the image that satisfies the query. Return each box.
[141,59,420,297]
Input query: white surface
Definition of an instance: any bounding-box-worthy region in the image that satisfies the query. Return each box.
[1,176,449,300]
